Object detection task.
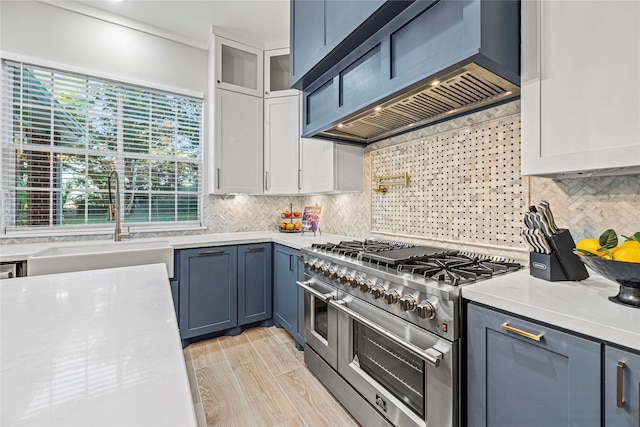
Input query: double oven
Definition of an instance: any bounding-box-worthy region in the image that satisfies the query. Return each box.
[299,276,456,427]
[297,240,520,427]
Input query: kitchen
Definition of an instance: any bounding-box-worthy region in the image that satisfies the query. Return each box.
[1,0,639,426]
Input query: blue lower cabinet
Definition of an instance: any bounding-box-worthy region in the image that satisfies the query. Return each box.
[466,303,601,427]
[179,246,238,339]
[605,345,640,426]
[273,244,304,347]
[237,243,273,325]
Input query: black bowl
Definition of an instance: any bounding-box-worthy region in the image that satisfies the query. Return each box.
[578,255,640,308]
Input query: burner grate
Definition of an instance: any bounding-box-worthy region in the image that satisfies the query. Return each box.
[397,252,522,285]
[360,246,457,266]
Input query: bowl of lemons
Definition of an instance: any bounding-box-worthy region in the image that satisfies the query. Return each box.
[575,230,640,307]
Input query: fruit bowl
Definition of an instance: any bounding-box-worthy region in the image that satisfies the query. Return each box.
[578,255,640,307]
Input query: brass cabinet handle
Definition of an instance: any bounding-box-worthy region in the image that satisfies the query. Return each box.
[198,249,224,255]
[617,361,625,408]
[294,253,304,259]
[247,246,264,252]
[500,322,544,341]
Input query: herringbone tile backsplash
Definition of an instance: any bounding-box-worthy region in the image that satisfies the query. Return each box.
[529,175,640,241]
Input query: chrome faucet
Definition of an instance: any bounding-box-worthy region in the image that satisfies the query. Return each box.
[107,170,130,242]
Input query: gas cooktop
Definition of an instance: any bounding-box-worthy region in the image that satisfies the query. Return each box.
[310,239,521,286]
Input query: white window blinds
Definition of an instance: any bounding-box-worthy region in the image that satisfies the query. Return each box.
[1,60,202,231]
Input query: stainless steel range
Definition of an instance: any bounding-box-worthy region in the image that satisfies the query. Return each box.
[296,239,521,427]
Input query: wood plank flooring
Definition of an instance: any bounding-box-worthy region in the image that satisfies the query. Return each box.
[184,326,360,427]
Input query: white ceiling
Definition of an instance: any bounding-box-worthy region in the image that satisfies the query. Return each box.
[61,0,290,48]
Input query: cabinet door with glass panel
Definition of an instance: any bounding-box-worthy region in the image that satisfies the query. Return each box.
[264,48,298,98]
[214,36,264,97]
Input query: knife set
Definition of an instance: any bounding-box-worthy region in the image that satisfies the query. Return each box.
[521,201,589,282]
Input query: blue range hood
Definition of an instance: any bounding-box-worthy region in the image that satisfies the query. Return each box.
[297,0,521,145]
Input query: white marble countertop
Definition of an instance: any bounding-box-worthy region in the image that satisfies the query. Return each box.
[0,231,358,262]
[462,269,640,352]
[0,264,197,426]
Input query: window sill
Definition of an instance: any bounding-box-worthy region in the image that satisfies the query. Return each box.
[1,224,207,240]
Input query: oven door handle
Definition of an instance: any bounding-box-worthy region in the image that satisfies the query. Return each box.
[330,300,443,367]
[296,280,334,303]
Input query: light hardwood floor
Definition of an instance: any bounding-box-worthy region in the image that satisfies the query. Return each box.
[183,326,360,427]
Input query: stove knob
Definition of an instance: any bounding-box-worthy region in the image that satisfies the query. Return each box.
[339,273,351,285]
[321,265,330,276]
[304,260,313,269]
[399,295,417,311]
[351,276,364,289]
[384,289,400,304]
[330,269,342,281]
[359,280,374,293]
[416,301,436,319]
[313,262,323,272]
[371,285,386,299]
[324,266,334,277]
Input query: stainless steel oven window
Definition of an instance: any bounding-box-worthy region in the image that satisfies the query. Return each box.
[313,298,329,340]
[353,322,426,418]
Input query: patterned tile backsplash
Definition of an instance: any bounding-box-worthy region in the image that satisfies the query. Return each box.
[529,174,640,241]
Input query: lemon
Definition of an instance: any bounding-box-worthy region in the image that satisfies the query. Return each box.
[612,246,640,263]
[619,240,640,250]
[286,222,295,231]
[575,238,607,255]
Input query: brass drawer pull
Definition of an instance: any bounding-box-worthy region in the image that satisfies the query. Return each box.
[617,361,625,408]
[500,322,544,341]
[247,246,264,252]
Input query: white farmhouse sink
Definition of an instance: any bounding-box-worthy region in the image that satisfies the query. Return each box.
[28,240,174,277]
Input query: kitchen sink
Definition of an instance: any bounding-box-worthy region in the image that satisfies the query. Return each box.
[27,240,174,277]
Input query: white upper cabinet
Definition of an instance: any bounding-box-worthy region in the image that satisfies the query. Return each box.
[264,96,301,194]
[212,89,264,194]
[521,0,640,177]
[264,48,298,98]
[215,36,264,97]
[300,139,363,194]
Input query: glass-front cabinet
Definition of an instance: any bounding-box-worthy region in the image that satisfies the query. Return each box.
[264,48,297,97]
[215,36,263,97]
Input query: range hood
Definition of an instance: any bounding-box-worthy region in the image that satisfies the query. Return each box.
[297,0,521,145]
[318,63,520,144]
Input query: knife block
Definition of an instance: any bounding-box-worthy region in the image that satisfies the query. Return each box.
[529,229,590,281]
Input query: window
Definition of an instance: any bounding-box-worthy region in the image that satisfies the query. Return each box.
[1,60,202,232]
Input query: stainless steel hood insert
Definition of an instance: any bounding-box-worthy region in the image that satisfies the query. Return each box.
[321,63,520,144]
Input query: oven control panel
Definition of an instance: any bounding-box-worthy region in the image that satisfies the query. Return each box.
[303,256,457,341]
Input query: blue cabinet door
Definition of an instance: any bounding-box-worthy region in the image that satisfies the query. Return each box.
[179,246,238,339]
[290,0,400,89]
[605,345,640,426]
[237,243,273,326]
[466,303,601,427]
[273,244,298,338]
